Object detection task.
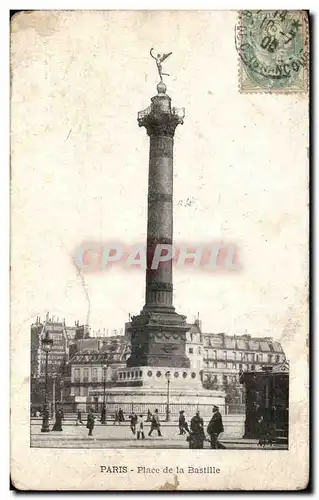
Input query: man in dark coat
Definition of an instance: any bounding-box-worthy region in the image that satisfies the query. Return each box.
[178,410,189,435]
[76,409,84,426]
[129,412,138,435]
[207,405,224,449]
[87,408,95,437]
[188,411,205,449]
[100,405,107,425]
[52,409,63,431]
[113,410,120,425]
[148,409,162,437]
[118,408,125,422]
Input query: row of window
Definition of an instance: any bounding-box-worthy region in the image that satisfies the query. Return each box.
[205,362,258,371]
[203,349,281,363]
[205,373,242,383]
[119,370,143,380]
[71,353,281,381]
[73,367,104,382]
[205,361,257,370]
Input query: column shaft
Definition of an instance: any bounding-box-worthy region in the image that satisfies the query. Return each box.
[145,135,174,309]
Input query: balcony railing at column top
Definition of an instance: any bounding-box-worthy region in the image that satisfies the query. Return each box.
[137,106,185,122]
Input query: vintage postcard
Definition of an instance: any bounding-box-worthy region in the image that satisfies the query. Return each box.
[10,10,309,490]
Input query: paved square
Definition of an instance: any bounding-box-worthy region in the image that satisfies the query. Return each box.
[30,420,287,450]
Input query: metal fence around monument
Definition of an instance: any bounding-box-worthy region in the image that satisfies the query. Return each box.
[31,401,245,419]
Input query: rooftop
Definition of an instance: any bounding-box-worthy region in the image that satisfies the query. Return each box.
[203,333,283,353]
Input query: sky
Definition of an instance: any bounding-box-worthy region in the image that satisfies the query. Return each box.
[11,11,308,352]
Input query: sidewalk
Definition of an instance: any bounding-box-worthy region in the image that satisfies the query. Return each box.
[30,421,288,450]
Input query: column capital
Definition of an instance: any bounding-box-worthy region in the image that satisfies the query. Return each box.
[138,94,185,138]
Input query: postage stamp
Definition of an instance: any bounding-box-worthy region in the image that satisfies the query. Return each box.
[235,10,309,93]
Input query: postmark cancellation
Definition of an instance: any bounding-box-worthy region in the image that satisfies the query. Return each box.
[236,10,309,94]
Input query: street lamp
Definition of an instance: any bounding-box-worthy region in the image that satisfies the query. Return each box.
[51,374,57,418]
[41,331,53,432]
[100,363,107,424]
[60,379,64,403]
[165,371,171,422]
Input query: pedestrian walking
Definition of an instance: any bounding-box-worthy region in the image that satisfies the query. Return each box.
[113,410,120,425]
[146,409,152,422]
[118,408,125,423]
[100,405,107,424]
[187,411,205,449]
[76,409,84,426]
[148,409,162,437]
[129,411,138,435]
[136,414,145,440]
[52,409,63,432]
[207,405,225,449]
[87,408,95,437]
[178,410,189,435]
[257,415,267,447]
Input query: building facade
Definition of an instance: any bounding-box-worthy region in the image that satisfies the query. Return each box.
[31,314,287,413]
[67,335,131,409]
[65,326,286,411]
[202,333,286,387]
[30,314,89,410]
[185,320,204,372]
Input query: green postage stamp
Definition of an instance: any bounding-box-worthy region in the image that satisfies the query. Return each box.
[236,10,309,93]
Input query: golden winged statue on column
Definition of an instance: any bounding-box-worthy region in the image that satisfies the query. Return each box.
[150,48,172,83]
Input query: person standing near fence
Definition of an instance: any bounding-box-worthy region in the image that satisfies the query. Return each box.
[129,411,138,435]
[207,405,224,449]
[178,410,189,435]
[118,408,125,423]
[87,408,95,437]
[100,405,107,424]
[187,411,205,449]
[148,409,162,437]
[113,410,120,425]
[76,409,84,426]
[52,409,63,432]
[136,414,145,440]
